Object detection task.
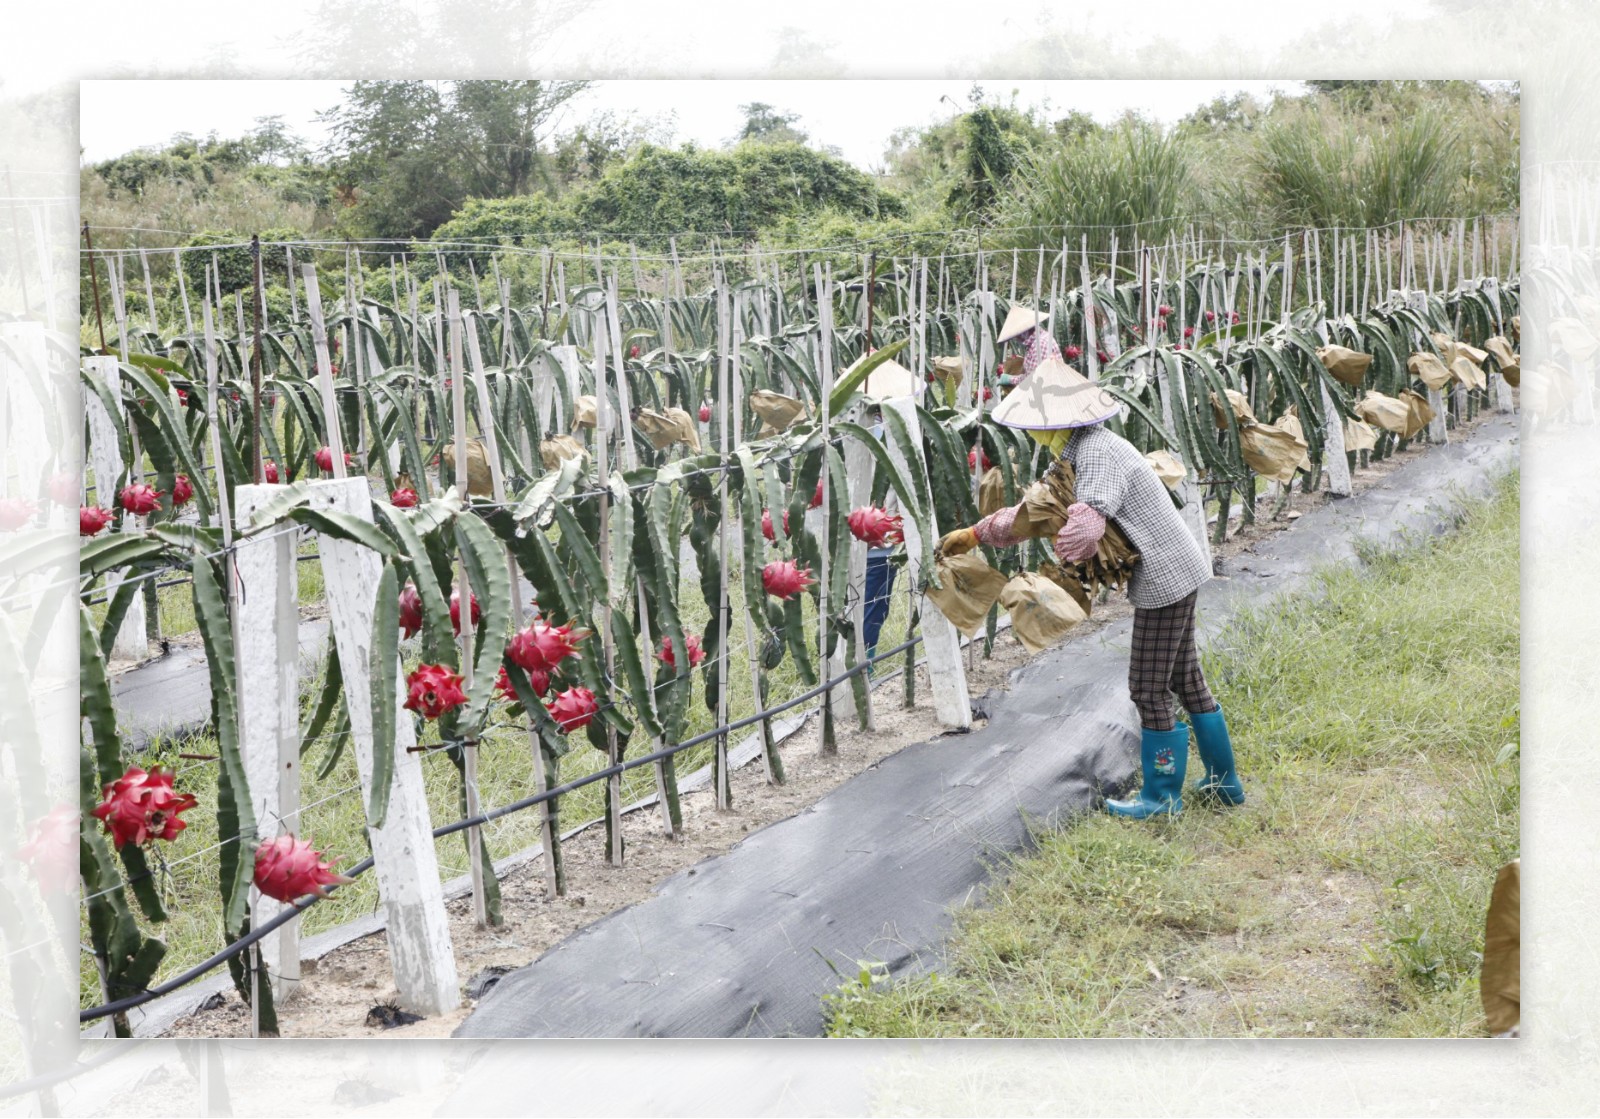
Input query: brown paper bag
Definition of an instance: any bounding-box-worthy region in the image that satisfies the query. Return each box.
[1399,389,1435,438]
[1015,461,1140,597]
[1408,351,1453,390]
[1239,421,1307,485]
[1317,344,1372,386]
[1210,388,1257,429]
[1144,449,1186,491]
[540,434,587,470]
[573,394,597,429]
[1344,418,1377,453]
[1549,317,1600,362]
[749,389,807,434]
[978,466,1007,516]
[1484,336,1520,387]
[1277,407,1313,473]
[1451,356,1487,391]
[925,552,1010,637]
[1001,571,1088,654]
[634,409,681,449]
[1481,860,1520,1036]
[1356,390,1412,435]
[1037,560,1093,618]
[933,355,964,387]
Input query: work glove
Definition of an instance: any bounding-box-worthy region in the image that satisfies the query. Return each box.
[936,526,979,559]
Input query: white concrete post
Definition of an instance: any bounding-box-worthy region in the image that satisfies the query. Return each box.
[82,354,147,661]
[883,396,970,730]
[233,484,301,1001]
[312,477,459,1015]
[827,431,876,729]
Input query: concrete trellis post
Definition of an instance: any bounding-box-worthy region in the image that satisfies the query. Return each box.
[882,396,970,730]
[83,354,148,661]
[312,476,460,1015]
[827,431,876,730]
[232,484,301,1002]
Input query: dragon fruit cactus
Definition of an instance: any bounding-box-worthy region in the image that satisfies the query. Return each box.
[657,633,705,669]
[506,620,585,673]
[762,559,817,601]
[403,663,468,719]
[847,506,904,548]
[91,767,198,850]
[546,686,599,733]
[252,834,354,902]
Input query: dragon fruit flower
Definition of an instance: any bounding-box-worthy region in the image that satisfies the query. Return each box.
[252,834,353,903]
[449,590,480,635]
[698,403,711,423]
[398,582,423,639]
[0,497,37,531]
[91,767,198,850]
[762,559,817,601]
[546,686,599,733]
[119,483,162,516]
[847,506,904,548]
[506,621,585,673]
[171,474,195,507]
[1063,345,1082,361]
[80,505,113,537]
[658,633,706,669]
[390,487,419,508]
[403,663,468,720]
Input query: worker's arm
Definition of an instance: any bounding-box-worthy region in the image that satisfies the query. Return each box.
[1054,503,1107,563]
[937,501,1028,559]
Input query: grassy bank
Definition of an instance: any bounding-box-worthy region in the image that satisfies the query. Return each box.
[827,474,1519,1038]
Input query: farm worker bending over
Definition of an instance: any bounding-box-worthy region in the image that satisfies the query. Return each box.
[936,350,1245,819]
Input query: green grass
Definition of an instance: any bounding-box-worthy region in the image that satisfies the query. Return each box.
[82,546,916,1006]
[826,473,1520,1038]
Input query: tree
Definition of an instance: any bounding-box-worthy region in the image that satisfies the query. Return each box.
[246,115,308,165]
[735,103,808,146]
[319,79,590,243]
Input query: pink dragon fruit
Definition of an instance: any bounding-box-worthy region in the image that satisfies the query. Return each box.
[847,506,904,548]
[171,474,195,507]
[658,633,705,669]
[546,686,599,733]
[762,559,817,601]
[506,621,585,673]
[91,767,198,850]
[252,834,353,902]
[390,487,419,508]
[80,505,113,537]
[403,663,467,719]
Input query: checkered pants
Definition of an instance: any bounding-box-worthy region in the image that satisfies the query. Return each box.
[1129,590,1217,731]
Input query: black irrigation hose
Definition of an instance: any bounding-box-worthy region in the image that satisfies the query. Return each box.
[78,631,922,1024]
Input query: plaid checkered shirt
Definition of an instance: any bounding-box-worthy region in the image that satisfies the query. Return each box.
[976,424,1211,610]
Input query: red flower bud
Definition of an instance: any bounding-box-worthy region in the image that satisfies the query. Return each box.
[810,479,825,509]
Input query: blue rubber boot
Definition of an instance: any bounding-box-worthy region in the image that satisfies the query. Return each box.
[1106,725,1189,819]
[1191,704,1245,806]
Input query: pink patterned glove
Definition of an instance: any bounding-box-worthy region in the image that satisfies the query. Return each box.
[1054,503,1106,563]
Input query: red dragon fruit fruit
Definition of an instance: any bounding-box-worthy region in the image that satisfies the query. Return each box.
[80,505,113,537]
[398,582,423,639]
[20,804,79,890]
[314,446,354,473]
[403,663,468,719]
[496,664,551,703]
[698,403,711,423]
[119,483,162,516]
[449,590,480,635]
[546,686,599,733]
[506,621,585,673]
[91,767,198,850]
[171,474,195,507]
[47,471,79,506]
[263,461,280,484]
[629,344,640,359]
[252,834,353,902]
[968,449,992,472]
[810,479,825,509]
[658,633,705,669]
[1063,345,1082,361]
[761,508,791,542]
[847,506,904,548]
[1096,350,1110,365]
[390,487,419,508]
[0,497,35,531]
[1158,304,1173,317]
[762,559,817,601]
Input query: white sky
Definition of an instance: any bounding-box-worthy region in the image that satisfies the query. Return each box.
[79,79,1306,171]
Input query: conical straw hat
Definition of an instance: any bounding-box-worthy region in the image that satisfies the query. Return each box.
[862,357,924,401]
[997,304,1049,344]
[991,357,1120,430]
